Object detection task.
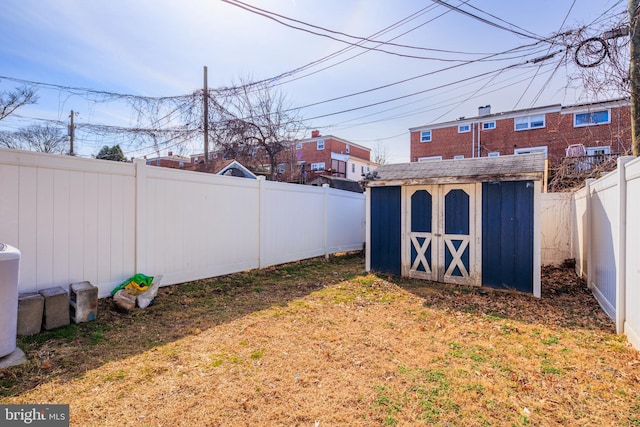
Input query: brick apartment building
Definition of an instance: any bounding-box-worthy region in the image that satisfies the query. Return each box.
[182,131,378,183]
[293,131,378,182]
[145,151,191,168]
[409,98,631,167]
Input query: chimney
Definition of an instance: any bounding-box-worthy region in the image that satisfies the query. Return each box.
[311,130,320,138]
[478,105,491,116]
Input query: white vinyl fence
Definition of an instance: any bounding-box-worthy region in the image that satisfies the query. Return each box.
[569,156,640,350]
[540,193,572,266]
[0,148,365,298]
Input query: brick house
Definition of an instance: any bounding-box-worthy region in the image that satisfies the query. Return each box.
[188,131,378,183]
[145,151,191,169]
[409,98,630,168]
[293,131,378,183]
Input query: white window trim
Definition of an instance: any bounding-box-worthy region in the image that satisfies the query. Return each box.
[310,162,325,171]
[482,121,496,130]
[417,156,442,162]
[317,140,325,150]
[420,130,432,142]
[574,109,611,127]
[586,146,611,155]
[514,114,545,131]
[514,146,548,158]
[296,142,302,150]
[453,155,465,160]
[487,152,500,157]
[457,124,470,133]
[345,144,350,153]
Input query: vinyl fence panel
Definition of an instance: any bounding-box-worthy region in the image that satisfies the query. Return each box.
[0,149,365,298]
[624,157,640,348]
[540,193,572,265]
[0,150,136,296]
[588,171,619,320]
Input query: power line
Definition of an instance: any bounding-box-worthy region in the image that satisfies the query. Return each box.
[223,0,498,57]
[221,0,488,62]
[430,0,549,41]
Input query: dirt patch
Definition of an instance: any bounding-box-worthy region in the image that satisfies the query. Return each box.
[1,253,639,426]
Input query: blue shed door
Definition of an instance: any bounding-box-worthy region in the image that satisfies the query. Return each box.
[441,184,478,285]
[370,186,402,275]
[482,181,534,293]
[408,187,435,281]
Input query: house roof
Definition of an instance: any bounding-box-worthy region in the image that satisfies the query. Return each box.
[365,153,545,187]
[295,135,372,153]
[308,175,363,193]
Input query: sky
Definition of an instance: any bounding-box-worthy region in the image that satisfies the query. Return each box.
[0,0,629,163]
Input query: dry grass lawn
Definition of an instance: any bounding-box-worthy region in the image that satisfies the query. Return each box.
[1,252,639,426]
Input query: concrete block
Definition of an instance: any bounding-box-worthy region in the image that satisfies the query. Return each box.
[17,292,44,336]
[69,281,98,323]
[39,286,70,330]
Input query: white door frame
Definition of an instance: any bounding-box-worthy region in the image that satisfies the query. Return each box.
[403,183,481,286]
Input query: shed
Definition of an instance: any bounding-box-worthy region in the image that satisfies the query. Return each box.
[365,153,545,297]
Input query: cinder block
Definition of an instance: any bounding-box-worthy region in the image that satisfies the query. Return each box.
[69,281,98,323]
[39,286,70,330]
[17,293,44,336]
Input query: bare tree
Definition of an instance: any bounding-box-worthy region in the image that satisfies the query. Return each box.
[213,79,304,180]
[0,85,38,121]
[0,124,68,154]
[372,140,390,165]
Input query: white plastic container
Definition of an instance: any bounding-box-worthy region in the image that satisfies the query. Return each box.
[0,243,21,357]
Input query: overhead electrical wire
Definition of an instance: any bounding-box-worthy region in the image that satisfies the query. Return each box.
[324,64,559,132]
[223,0,495,56]
[220,0,485,62]
[513,0,577,110]
[1,1,626,157]
[429,0,549,42]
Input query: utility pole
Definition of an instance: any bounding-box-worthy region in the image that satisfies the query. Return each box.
[68,110,77,156]
[631,0,640,155]
[203,66,209,164]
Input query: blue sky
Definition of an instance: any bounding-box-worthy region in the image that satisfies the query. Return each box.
[0,0,628,162]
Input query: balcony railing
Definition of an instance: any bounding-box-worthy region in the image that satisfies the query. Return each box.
[559,153,621,178]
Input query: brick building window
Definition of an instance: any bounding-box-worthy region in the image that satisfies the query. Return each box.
[574,110,610,127]
[296,142,302,150]
[317,140,325,150]
[310,162,325,171]
[453,155,464,160]
[420,130,432,142]
[514,115,545,131]
[346,144,350,153]
[458,124,470,133]
[482,121,496,130]
[514,146,548,158]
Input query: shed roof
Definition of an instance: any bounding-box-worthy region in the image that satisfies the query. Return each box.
[365,153,545,187]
